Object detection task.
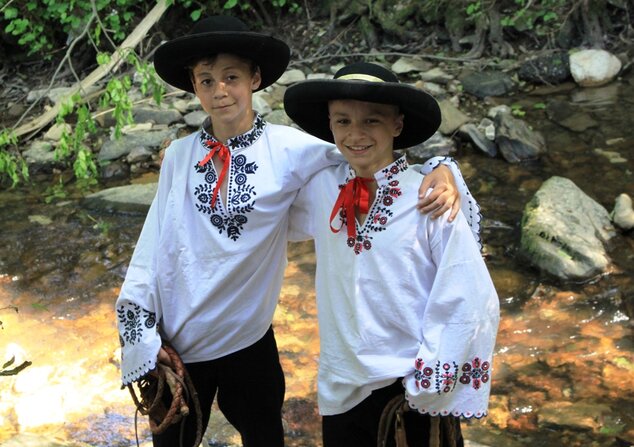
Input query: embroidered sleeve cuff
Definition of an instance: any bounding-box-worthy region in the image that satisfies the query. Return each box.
[116,300,162,385]
[402,355,493,419]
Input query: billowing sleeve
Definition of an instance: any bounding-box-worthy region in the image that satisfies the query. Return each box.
[414,156,482,249]
[403,211,499,418]
[115,144,175,385]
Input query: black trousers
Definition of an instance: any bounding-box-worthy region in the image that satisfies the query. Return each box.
[322,379,464,447]
[152,326,286,447]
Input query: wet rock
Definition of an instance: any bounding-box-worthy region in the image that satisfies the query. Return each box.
[459,71,515,98]
[82,182,158,214]
[23,141,58,171]
[100,160,130,180]
[183,110,208,128]
[520,176,617,281]
[253,91,273,116]
[611,193,634,231]
[407,131,456,160]
[546,98,598,132]
[132,106,182,125]
[277,68,306,85]
[459,123,498,157]
[97,127,177,161]
[414,80,446,97]
[537,400,611,432]
[570,49,622,87]
[494,112,546,163]
[419,67,453,84]
[518,51,570,85]
[28,215,53,226]
[570,82,620,107]
[43,122,71,142]
[391,56,432,74]
[594,148,627,164]
[438,99,472,134]
[126,146,154,164]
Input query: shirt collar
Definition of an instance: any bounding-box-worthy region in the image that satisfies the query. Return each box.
[346,155,409,186]
[199,112,266,151]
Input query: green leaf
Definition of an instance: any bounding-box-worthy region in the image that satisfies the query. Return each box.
[224,0,238,9]
[190,9,202,21]
[4,7,19,19]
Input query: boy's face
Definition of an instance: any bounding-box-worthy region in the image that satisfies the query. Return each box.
[328,99,403,177]
[190,53,261,131]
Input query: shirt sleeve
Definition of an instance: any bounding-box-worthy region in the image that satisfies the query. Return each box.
[287,173,317,242]
[115,143,176,385]
[402,211,499,418]
[412,156,482,249]
[282,128,344,191]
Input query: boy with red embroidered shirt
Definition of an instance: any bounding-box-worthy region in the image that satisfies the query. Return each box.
[285,62,499,446]
[116,16,478,447]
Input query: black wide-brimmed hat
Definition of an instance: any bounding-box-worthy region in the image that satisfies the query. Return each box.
[283,62,441,149]
[153,15,290,93]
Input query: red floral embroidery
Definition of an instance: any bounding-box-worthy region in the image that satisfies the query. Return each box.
[414,356,491,394]
[459,357,490,390]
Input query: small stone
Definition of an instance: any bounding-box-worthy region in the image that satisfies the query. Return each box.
[610,193,634,231]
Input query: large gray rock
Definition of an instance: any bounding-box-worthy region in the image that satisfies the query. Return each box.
[520,176,616,281]
[82,183,158,214]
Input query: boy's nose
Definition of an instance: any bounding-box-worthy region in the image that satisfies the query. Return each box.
[213,81,228,98]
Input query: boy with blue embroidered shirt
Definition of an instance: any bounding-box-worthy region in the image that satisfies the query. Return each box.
[284,62,499,446]
[116,16,478,447]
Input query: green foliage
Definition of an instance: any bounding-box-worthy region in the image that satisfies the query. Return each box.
[511,103,526,117]
[55,94,99,181]
[0,130,29,187]
[222,0,300,14]
[44,179,68,204]
[499,0,566,36]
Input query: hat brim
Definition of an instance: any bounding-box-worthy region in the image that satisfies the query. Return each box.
[154,31,290,93]
[283,79,441,149]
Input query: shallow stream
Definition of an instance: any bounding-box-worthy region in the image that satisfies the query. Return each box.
[0,70,633,446]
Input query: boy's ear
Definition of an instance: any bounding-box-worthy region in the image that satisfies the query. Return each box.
[393,113,405,137]
[251,68,262,91]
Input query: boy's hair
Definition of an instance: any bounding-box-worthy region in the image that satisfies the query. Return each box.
[186,54,259,78]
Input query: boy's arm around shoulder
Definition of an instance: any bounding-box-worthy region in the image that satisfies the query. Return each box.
[413,156,482,250]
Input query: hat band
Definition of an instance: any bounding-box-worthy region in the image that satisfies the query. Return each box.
[337,73,385,83]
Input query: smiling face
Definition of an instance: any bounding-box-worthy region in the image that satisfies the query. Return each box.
[328,99,404,178]
[190,53,261,140]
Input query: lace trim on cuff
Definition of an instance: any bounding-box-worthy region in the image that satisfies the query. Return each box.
[403,391,489,419]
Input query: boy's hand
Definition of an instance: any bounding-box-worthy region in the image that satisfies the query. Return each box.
[417,164,460,221]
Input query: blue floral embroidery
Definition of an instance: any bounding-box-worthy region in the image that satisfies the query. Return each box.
[194,114,265,241]
[117,302,156,348]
